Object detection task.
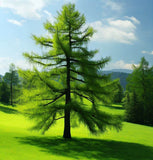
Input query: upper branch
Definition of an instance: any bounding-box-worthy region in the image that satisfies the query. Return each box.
[33,35,53,48]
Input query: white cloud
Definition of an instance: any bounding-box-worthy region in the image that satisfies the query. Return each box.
[142,51,148,54]
[89,17,140,44]
[105,60,137,70]
[43,10,55,23]
[0,57,32,75]
[15,59,33,70]
[142,50,153,55]
[102,0,122,11]
[0,57,11,75]
[150,51,153,55]
[108,19,136,32]
[125,16,140,24]
[8,19,25,26]
[0,0,49,19]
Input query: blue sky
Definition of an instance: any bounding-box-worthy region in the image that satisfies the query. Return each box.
[0,0,153,75]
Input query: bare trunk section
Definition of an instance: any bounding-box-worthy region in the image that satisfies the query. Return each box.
[63,57,71,139]
[63,107,71,138]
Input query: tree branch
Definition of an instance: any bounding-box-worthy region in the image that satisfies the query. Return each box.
[32,35,53,48]
[71,31,90,44]
[71,76,85,83]
[43,93,65,106]
[56,64,67,68]
[35,70,64,93]
[55,116,65,120]
[71,91,93,103]
[70,58,80,63]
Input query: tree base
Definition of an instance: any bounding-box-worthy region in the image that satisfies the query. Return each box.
[63,132,71,139]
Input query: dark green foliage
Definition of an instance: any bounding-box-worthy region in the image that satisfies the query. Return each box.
[125,57,153,126]
[3,64,20,105]
[113,82,124,103]
[0,81,10,104]
[123,92,144,124]
[20,3,122,138]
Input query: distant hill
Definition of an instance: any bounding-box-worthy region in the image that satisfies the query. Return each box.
[108,69,132,74]
[101,70,131,90]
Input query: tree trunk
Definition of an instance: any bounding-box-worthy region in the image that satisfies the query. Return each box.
[63,25,72,139]
[63,57,71,139]
[63,108,71,138]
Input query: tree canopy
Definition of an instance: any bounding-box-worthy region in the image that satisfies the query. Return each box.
[20,3,122,138]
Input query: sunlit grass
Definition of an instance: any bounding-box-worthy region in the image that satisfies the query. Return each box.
[0,103,153,160]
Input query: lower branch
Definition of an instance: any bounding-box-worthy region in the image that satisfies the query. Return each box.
[55,116,65,120]
[71,91,93,103]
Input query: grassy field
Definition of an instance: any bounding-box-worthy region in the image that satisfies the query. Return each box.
[0,103,153,160]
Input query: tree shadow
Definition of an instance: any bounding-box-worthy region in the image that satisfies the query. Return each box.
[0,105,18,114]
[104,105,124,110]
[16,136,153,160]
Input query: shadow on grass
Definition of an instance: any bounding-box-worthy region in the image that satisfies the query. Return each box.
[104,105,124,110]
[0,105,18,114]
[16,136,153,160]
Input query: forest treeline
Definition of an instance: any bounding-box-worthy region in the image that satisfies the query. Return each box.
[0,68,128,104]
[1,57,153,127]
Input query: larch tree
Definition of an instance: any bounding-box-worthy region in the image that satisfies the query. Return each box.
[20,3,122,138]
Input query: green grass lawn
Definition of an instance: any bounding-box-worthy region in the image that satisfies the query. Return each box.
[0,103,153,160]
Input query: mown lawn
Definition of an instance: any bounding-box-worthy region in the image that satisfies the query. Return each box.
[0,103,153,160]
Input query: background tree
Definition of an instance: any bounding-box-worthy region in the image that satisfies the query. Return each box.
[113,82,124,103]
[0,81,10,104]
[123,91,144,124]
[20,3,122,139]
[125,57,153,125]
[3,63,19,105]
